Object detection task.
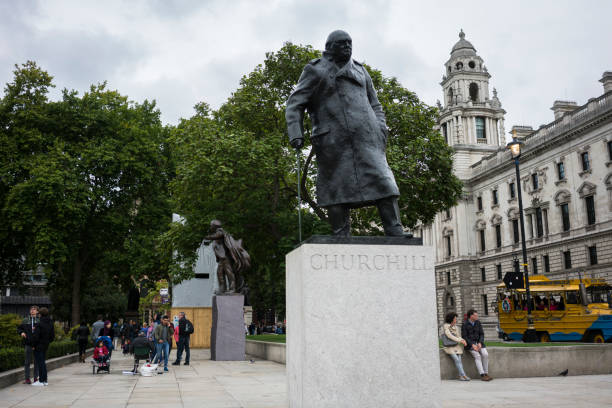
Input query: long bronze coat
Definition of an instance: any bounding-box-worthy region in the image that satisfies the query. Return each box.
[285,54,399,207]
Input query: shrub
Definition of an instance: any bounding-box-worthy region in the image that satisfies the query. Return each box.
[0,314,23,348]
[54,321,68,341]
[0,340,79,372]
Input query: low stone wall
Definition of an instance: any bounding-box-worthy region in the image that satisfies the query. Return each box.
[0,349,92,389]
[440,344,612,379]
[245,340,286,364]
[246,340,612,379]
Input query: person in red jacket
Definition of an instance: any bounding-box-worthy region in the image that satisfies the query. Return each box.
[93,340,110,369]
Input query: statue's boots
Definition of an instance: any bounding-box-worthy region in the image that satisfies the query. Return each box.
[214,283,226,295]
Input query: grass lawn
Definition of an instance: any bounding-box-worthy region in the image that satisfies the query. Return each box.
[246,334,286,343]
[246,335,586,347]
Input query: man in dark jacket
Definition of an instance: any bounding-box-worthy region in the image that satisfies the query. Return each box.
[286,30,404,237]
[17,305,39,384]
[461,309,492,381]
[31,307,54,386]
[130,331,153,354]
[75,322,90,363]
[172,312,193,366]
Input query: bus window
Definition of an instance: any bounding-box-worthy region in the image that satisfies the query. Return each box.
[566,291,579,304]
[549,294,563,311]
[587,286,611,304]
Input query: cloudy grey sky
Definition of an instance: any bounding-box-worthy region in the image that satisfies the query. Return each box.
[1,0,611,140]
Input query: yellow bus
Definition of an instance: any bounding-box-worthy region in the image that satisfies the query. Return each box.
[496,275,612,343]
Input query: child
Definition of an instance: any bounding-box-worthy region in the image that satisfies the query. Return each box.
[93,340,110,368]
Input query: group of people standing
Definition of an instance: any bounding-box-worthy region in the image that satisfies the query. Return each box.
[442,309,493,381]
[17,305,55,386]
[17,307,195,386]
[87,312,194,372]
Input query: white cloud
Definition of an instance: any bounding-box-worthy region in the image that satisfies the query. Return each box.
[1,0,610,136]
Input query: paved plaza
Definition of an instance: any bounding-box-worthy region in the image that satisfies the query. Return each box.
[0,350,611,408]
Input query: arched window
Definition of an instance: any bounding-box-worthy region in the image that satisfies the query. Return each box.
[469,82,479,102]
[448,88,454,104]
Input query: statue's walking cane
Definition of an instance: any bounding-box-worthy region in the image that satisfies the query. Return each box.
[296,149,302,243]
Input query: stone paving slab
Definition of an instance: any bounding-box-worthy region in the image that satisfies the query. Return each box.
[1,348,611,407]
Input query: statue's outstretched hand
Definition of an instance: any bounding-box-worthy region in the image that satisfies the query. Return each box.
[290,138,304,149]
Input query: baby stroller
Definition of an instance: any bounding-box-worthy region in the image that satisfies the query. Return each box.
[92,335,113,374]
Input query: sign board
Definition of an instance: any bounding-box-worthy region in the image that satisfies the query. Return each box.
[160,288,169,296]
[503,272,524,289]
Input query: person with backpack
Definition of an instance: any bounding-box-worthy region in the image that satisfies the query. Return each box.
[172,312,193,365]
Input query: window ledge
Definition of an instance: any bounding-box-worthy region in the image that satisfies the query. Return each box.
[555,178,567,186]
[476,209,484,215]
[585,225,596,231]
[528,187,543,195]
[560,231,571,238]
[507,197,517,203]
[491,204,499,210]
[512,243,520,248]
[495,248,502,253]
[579,169,592,177]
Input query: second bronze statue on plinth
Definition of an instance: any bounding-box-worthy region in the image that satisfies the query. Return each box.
[285,30,406,237]
[204,220,251,295]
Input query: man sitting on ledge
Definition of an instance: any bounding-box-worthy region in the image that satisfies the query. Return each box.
[461,309,493,381]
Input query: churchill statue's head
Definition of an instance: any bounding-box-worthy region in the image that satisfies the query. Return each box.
[325,30,352,64]
[210,219,222,232]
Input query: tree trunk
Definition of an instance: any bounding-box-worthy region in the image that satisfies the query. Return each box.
[71,256,82,326]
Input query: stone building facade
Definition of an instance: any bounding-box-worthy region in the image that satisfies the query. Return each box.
[422,31,612,338]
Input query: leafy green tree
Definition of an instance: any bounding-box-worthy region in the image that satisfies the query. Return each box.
[0,61,54,289]
[166,42,462,316]
[1,62,172,325]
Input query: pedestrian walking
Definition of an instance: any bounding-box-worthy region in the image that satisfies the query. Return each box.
[17,305,39,384]
[75,321,90,363]
[31,307,54,386]
[91,315,104,343]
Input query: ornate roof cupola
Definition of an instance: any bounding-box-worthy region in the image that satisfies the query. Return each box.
[438,29,506,179]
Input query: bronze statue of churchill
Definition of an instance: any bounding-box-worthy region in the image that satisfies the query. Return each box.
[286,30,404,236]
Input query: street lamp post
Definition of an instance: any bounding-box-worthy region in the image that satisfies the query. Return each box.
[507,134,538,342]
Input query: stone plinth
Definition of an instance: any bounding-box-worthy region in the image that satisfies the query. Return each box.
[210,295,245,361]
[286,239,440,408]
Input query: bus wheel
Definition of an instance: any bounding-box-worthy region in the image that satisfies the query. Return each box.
[592,333,605,343]
[539,332,550,343]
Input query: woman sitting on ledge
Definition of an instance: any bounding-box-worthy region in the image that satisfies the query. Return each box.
[442,312,470,381]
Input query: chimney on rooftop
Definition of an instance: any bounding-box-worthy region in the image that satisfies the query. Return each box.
[600,71,612,94]
[551,100,578,120]
[510,125,533,141]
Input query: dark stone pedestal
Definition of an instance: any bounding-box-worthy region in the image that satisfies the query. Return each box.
[210,295,245,361]
[124,311,140,325]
